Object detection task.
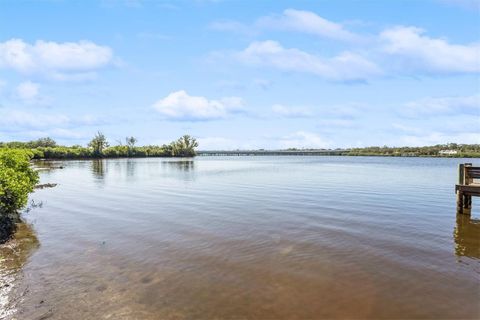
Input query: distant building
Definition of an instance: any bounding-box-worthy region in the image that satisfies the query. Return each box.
[439,150,458,155]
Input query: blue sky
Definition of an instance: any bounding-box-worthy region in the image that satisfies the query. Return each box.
[0,0,479,149]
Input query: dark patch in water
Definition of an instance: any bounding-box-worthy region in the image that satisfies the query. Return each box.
[35,183,58,190]
[0,216,16,244]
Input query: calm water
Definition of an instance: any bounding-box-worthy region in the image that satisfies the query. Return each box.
[1,156,479,319]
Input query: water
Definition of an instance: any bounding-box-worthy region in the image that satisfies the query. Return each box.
[1,156,479,319]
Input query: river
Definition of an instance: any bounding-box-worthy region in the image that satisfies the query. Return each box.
[1,156,479,319]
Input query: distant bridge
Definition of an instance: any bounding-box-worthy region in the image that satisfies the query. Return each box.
[197,149,349,156]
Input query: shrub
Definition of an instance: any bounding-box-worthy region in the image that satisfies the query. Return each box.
[0,149,39,216]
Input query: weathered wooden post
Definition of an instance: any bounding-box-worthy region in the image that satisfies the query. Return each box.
[457,164,465,214]
[464,164,472,214]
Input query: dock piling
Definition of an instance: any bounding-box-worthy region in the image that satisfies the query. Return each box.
[456,163,478,215]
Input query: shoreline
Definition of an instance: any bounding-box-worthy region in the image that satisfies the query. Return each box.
[30,154,480,160]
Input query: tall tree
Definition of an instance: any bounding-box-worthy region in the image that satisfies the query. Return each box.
[126,136,137,148]
[88,132,109,156]
[126,136,137,156]
[172,135,198,157]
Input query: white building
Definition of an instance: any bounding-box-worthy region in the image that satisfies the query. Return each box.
[439,150,458,155]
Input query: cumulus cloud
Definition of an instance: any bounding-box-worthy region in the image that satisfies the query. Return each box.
[15,81,40,102]
[234,40,381,81]
[210,10,480,77]
[152,90,244,121]
[0,38,113,79]
[272,104,312,118]
[402,94,480,116]
[211,9,362,42]
[257,9,361,42]
[279,131,331,149]
[12,81,53,105]
[380,26,480,74]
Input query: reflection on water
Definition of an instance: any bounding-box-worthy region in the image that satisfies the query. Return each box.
[0,223,39,319]
[162,160,196,181]
[454,214,480,259]
[126,159,136,177]
[91,159,106,180]
[7,157,480,319]
[161,159,195,172]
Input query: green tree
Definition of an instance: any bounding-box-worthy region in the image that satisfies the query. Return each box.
[172,135,198,157]
[0,149,39,215]
[126,136,137,148]
[126,136,137,156]
[88,132,109,156]
[31,137,57,148]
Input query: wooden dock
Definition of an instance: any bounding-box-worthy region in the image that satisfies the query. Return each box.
[456,163,480,214]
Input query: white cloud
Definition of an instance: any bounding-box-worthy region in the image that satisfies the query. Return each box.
[234,40,381,81]
[211,9,362,42]
[48,71,98,82]
[210,12,480,77]
[402,94,480,116]
[23,128,88,140]
[398,131,480,146]
[380,26,480,74]
[272,104,312,118]
[152,90,244,121]
[0,109,102,131]
[0,39,113,79]
[279,131,331,149]
[257,9,361,42]
[197,137,260,150]
[15,81,40,102]
[0,110,70,129]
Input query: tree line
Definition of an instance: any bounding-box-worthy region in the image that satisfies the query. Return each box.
[0,133,199,159]
[345,143,480,158]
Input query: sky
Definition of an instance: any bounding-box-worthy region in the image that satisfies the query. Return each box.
[0,0,479,150]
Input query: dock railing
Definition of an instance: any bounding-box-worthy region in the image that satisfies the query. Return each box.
[456,163,480,214]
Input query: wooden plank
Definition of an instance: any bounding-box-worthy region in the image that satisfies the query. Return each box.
[466,167,480,179]
[458,164,465,186]
[456,184,480,195]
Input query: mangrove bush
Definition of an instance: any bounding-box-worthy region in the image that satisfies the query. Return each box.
[0,134,200,159]
[0,149,39,242]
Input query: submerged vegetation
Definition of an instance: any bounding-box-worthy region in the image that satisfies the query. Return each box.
[0,134,199,159]
[0,149,39,243]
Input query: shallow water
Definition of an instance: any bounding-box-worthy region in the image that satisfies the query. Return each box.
[1,156,479,319]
